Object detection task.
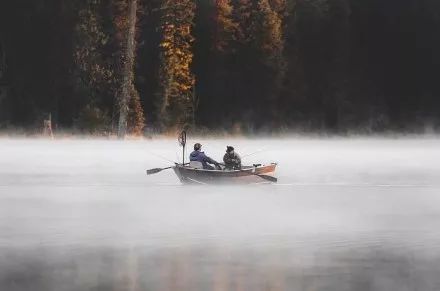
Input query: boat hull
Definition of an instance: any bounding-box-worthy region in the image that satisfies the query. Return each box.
[173,163,277,185]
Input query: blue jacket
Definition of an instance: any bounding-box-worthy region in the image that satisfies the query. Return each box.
[190,150,218,169]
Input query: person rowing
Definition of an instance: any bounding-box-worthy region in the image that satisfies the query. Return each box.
[223,146,241,170]
[190,143,220,170]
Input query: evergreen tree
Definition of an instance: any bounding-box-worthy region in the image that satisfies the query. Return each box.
[233,0,256,45]
[113,0,145,137]
[73,0,114,133]
[196,0,238,126]
[3,0,440,132]
[213,0,238,52]
[227,0,286,127]
[157,0,196,129]
[74,0,113,92]
[255,0,284,64]
[280,0,307,126]
[127,86,145,135]
[325,0,351,130]
[255,0,286,113]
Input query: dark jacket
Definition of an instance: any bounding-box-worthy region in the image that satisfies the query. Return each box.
[223,152,241,170]
[190,150,218,169]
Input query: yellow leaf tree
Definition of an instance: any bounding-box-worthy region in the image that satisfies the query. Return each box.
[157,0,196,130]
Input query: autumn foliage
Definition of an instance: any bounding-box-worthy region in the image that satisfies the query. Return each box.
[2,0,440,133]
[157,0,196,129]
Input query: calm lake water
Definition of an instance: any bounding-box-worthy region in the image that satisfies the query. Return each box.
[1,138,440,291]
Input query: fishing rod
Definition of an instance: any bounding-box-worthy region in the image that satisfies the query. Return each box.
[147,130,188,175]
[202,145,266,159]
[241,148,267,159]
[148,151,177,164]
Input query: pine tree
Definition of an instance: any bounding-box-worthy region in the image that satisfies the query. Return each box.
[325,0,351,130]
[73,0,114,133]
[157,0,196,130]
[127,86,145,135]
[280,0,307,125]
[233,0,256,45]
[114,0,145,137]
[255,0,284,64]
[197,0,238,126]
[269,0,287,14]
[256,0,286,107]
[230,0,286,126]
[74,0,113,91]
[213,0,238,52]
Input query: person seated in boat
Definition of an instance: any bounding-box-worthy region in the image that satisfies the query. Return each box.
[190,143,220,170]
[223,146,242,170]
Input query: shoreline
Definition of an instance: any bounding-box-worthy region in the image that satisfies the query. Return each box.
[1,131,440,141]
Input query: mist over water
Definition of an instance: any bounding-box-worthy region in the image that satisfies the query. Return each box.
[1,138,440,291]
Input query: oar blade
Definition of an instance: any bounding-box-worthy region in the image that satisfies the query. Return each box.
[146,168,163,175]
[258,174,278,183]
[147,166,174,175]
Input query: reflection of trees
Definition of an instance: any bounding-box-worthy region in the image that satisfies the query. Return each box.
[149,247,286,291]
[4,245,432,291]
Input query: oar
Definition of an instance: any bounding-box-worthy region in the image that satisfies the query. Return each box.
[252,173,277,183]
[147,163,190,175]
[146,166,174,175]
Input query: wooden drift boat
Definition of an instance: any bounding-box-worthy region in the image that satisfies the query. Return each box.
[146,131,278,184]
[173,163,278,185]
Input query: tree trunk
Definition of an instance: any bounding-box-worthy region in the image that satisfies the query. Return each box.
[118,0,137,138]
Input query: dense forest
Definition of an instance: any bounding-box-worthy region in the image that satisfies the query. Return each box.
[1,0,440,135]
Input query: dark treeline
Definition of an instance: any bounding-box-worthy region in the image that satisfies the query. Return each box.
[1,0,440,135]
